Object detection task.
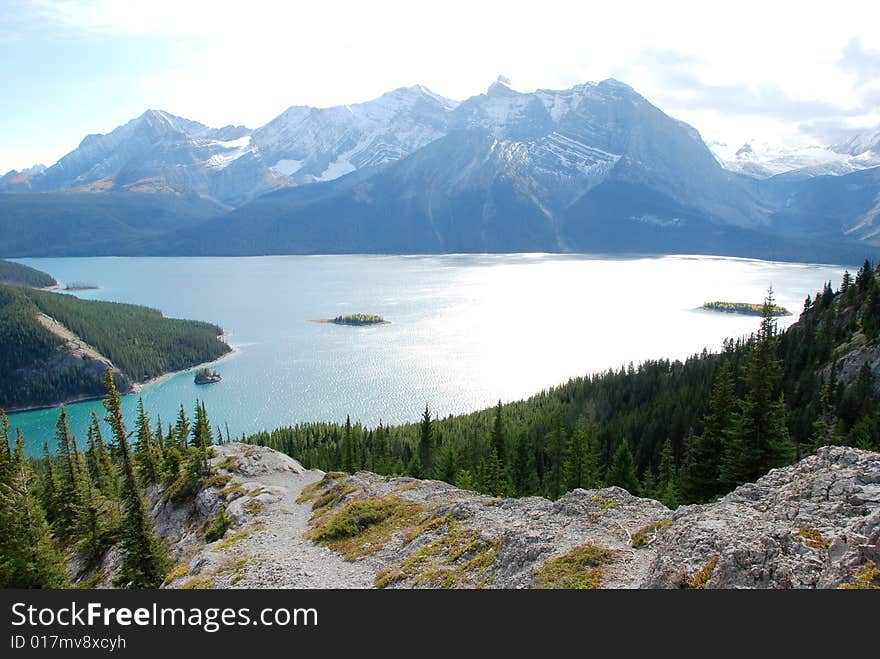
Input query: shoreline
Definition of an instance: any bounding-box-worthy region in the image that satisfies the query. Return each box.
[4,332,238,416]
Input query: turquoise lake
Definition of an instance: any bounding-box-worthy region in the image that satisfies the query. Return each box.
[7,254,847,455]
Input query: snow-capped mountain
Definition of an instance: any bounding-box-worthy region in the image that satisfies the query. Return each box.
[713,125,880,179]
[1,109,259,205]
[252,85,457,184]
[3,78,879,261]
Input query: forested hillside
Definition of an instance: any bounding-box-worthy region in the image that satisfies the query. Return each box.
[246,261,880,507]
[0,284,231,410]
[0,258,56,288]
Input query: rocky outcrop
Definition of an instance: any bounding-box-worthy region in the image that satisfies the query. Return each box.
[74,443,880,589]
[644,446,880,588]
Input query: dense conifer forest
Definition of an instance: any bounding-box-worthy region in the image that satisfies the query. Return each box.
[0,373,220,588]
[0,258,57,288]
[245,262,880,508]
[0,283,231,409]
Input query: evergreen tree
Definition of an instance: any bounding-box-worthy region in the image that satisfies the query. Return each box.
[174,404,190,450]
[682,362,736,502]
[0,410,11,482]
[0,430,68,588]
[54,407,82,541]
[102,370,170,589]
[185,401,213,482]
[418,405,434,476]
[134,399,161,485]
[511,433,539,495]
[721,289,795,487]
[40,441,61,525]
[544,418,567,499]
[491,400,505,467]
[656,438,678,508]
[341,415,355,473]
[564,417,598,491]
[607,441,640,495]
[85,412,116,497]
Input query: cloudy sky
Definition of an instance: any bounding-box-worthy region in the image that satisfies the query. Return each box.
[1,0,879,172]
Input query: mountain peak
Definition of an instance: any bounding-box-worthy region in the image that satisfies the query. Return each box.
[487,74,519,96]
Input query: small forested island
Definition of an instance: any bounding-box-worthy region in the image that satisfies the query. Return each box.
[194,367,222,384]
[64,281,99,291]
[312,313,389,326]
[702,301,791,317]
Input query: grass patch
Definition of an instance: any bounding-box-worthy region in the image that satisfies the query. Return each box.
[216,557,250,585]
[302,478,358,523]
[243,499,262,515]
[213,530,248,552]
[534,544,617,589]
[180,576,215,590]
[591,494,620,510]
[307,495,428,560]
[687,555,719,589]
[838,561,880,590]
[632,518,672,548]
[220,482,246,499]
[796,528,831,550]
[162,563,191,586]
[376,519,501,589]
[216,455,240,472]
[204,508,233,543]
[204,473,233,489]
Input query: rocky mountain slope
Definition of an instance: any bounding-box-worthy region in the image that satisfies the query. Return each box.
[3,78,880,260]
[77,442,879,589]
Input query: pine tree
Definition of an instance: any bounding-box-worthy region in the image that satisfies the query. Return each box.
[0,410,11,483]
[511,433,539,495]
[134,399,161,485]
[40,441,61,525]
[184,401,213,482]
[174,404,190,450]
[682,362,736,502]
[607,441,640,495]
[102,370,170,589]
[544,419,567,499]
[341,415,355,473]
[0,430,68,588]
[54,407,82,541]
[418,405,434,476]
[656,438,678,508]
[86,412,116,497]
[564,417,598,491]
[721,289,795,487]
[491,400,505,467]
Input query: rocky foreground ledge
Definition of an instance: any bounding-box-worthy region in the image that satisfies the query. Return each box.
[75,444,879,589]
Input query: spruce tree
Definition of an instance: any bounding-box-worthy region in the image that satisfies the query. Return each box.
[656,438,678,508]
[40,441,61,525]
[682,362,736,502]
[102,370,170,589]
[418,405,434,476]
[174,404,190,450]
[0,431,68,588]
[607,441,640,495]
[564,417,598,491]
[134,399,161,485]
[491,400,505,467]
[721,289,795,487]
[341,415,355,473]
[54,407,82,540]
[86,412,116,497]
[545,419,567,499]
